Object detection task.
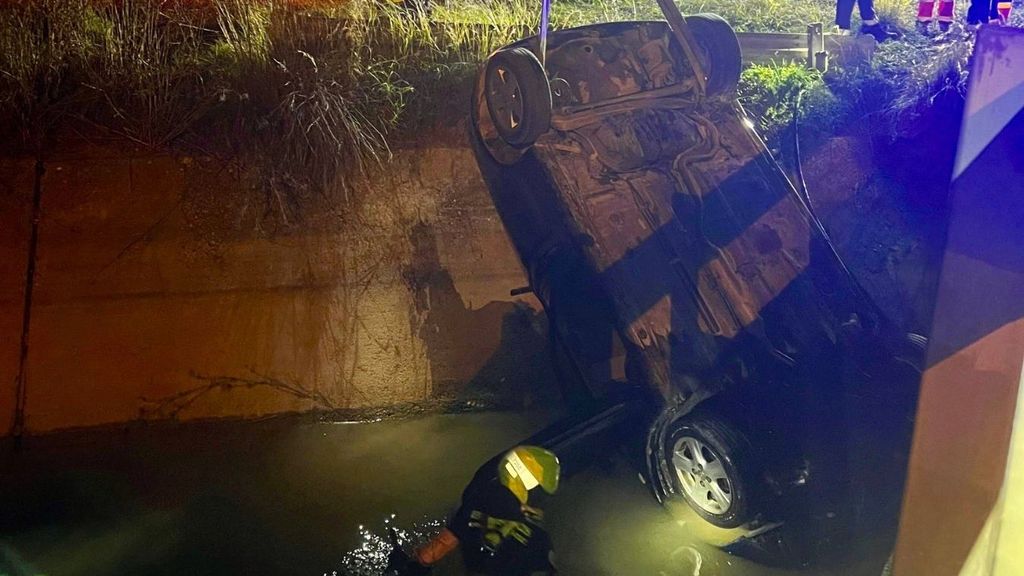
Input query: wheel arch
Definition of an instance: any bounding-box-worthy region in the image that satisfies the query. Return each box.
[643,386,759,504]
[643,391,715,504]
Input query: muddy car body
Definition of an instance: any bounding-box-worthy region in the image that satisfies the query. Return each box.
[469,17,921,529]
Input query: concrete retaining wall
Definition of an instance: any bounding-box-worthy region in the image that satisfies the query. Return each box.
[1,141,552,434]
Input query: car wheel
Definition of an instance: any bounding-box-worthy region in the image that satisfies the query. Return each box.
[665,411,756,528]
[484,47,552,148]
[685,13,742,97]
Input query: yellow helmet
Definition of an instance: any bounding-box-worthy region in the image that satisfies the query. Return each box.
[497,446,560,505]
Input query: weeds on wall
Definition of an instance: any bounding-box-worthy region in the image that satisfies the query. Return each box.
[207,3,409,218]
[0,0,92,150]
[0,0,401,222]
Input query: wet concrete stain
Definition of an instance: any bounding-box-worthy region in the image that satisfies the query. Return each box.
[402,220,560,406]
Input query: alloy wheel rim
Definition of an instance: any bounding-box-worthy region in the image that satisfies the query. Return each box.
[488,66,523,132]
[671,436,733,515]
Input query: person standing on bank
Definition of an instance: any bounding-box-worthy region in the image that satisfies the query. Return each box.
[967,0,1013,28]
[836,0,899,41]
[387,446,561,576]
[916,0,956,35]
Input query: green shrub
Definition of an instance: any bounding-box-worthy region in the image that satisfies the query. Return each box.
[740,62,832,138]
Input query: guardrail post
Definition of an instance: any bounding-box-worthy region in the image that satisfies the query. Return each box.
[807,23,825,71]
[815,50,829,72]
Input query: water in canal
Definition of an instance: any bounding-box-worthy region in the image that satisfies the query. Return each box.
[0,411,893,575]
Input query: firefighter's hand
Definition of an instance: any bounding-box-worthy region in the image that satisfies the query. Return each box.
[506,521,532,545]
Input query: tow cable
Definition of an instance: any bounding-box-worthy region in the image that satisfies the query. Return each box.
[791,88,814,214]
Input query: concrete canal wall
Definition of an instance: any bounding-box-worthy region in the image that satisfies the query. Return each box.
[0,137,557,434]
[0,125,943,435]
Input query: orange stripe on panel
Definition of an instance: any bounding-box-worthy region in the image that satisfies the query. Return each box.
[894,318,1024,576]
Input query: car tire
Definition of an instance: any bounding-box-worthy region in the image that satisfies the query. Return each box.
[484,47,552,148]
[685,14,742,97]
[664,410,756,528]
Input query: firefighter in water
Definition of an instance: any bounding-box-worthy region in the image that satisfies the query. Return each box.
[387,446,561,576]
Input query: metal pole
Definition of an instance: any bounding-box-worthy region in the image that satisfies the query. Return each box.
[539,0,551,68]
[654,0,707,96]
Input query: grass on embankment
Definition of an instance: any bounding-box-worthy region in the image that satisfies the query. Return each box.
[0,0,981,217]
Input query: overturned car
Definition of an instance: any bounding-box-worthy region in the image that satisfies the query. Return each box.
[469,7,922,531]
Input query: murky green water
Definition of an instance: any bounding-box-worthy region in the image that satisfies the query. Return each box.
[0,411,888,575]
